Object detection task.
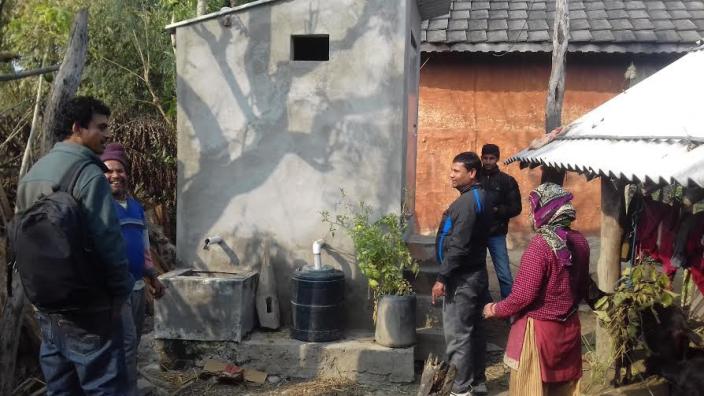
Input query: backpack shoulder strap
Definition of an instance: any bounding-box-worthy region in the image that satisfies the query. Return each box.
[57,159,99,195]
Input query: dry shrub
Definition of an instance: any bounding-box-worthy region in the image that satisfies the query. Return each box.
[111,115,176,241]
[0,112,32,213]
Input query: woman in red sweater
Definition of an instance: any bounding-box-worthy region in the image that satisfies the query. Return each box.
[483,183,591,396]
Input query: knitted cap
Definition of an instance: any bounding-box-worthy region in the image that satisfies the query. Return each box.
[101,143,128,169]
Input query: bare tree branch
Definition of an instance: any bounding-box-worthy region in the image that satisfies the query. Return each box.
[0,65,60,82]
[131,30,173,128]
[98,54,144,82]
[0,10,90,394]
[0,52,20,63]
[0,110,32,152]
[19,54,47,177]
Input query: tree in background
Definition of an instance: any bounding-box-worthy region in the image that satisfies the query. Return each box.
[0,0,246,240]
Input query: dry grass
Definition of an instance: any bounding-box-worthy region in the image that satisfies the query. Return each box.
[275,377,361,396]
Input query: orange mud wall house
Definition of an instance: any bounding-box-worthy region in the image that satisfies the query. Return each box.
[411,0,704,245]
[414,52,675,245]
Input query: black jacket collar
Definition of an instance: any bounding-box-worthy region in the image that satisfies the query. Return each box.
[457,182,481,194]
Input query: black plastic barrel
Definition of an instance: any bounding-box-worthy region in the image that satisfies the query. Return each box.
[290,267,345,342]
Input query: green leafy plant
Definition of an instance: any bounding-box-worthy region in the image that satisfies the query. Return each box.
[593,256,677,383]
[321,190,419,320]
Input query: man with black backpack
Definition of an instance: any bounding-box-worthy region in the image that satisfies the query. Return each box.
[14,96,134,394]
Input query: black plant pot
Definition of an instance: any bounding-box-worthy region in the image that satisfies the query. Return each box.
[375,294,417,347]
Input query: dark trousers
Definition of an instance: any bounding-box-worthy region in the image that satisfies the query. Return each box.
[123,287,146,396]
[443,269,490,394]
[36,307,128,396]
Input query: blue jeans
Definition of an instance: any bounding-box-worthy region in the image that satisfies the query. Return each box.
[487,234,513,299]
[36,307,128,396]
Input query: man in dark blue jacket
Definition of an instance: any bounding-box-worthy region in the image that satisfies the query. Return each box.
[432,151,492,396]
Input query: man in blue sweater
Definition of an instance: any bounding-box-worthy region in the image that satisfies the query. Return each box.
[101,143,165,394]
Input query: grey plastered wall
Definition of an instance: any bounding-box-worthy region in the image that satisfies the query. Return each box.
[175,0,417,329]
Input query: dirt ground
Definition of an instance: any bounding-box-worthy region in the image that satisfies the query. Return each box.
[136,311,512,395]
[136,348,509,396]
[137,315,510,396]
[136,308,669,396]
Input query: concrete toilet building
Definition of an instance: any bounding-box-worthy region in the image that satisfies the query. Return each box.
[162,0,450,334]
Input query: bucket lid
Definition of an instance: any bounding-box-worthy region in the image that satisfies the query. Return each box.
[292,265,345,281]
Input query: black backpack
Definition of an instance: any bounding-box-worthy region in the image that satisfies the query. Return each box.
[8,159,102,313]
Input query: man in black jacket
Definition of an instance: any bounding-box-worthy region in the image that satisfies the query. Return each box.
[432,152,492,396]
[479,144,521,299]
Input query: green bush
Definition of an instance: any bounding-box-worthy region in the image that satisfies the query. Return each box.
[321,191,419,320]
[592,257,677,382]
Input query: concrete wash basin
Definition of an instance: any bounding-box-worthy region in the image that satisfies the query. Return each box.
[154,268,258,342]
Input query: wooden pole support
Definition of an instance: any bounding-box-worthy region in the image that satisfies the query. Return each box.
[595,177,625,360]
[541,0,569,186]
[39,9,89,153]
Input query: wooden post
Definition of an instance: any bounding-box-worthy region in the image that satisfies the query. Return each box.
[40,9,89,154]
[417,354,457,396]
[197,0,207,16]
[0,10,89,395]
[541,0,569,186]
[595,177,625,359]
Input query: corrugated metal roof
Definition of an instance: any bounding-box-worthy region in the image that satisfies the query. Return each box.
[510,139,704,187]
[506,45,704,187]
[421,0,704,54]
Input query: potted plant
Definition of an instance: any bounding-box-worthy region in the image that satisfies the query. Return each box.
[321,194,419,347]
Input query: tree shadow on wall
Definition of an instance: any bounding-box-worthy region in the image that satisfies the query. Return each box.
[178,1,406,262]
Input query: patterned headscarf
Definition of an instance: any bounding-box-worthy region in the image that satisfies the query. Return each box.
[529,183,577,267]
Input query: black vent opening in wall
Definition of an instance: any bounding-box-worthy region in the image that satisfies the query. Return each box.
[292,35,329,61]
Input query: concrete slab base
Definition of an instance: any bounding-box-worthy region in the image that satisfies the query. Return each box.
[156,329,415,385]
